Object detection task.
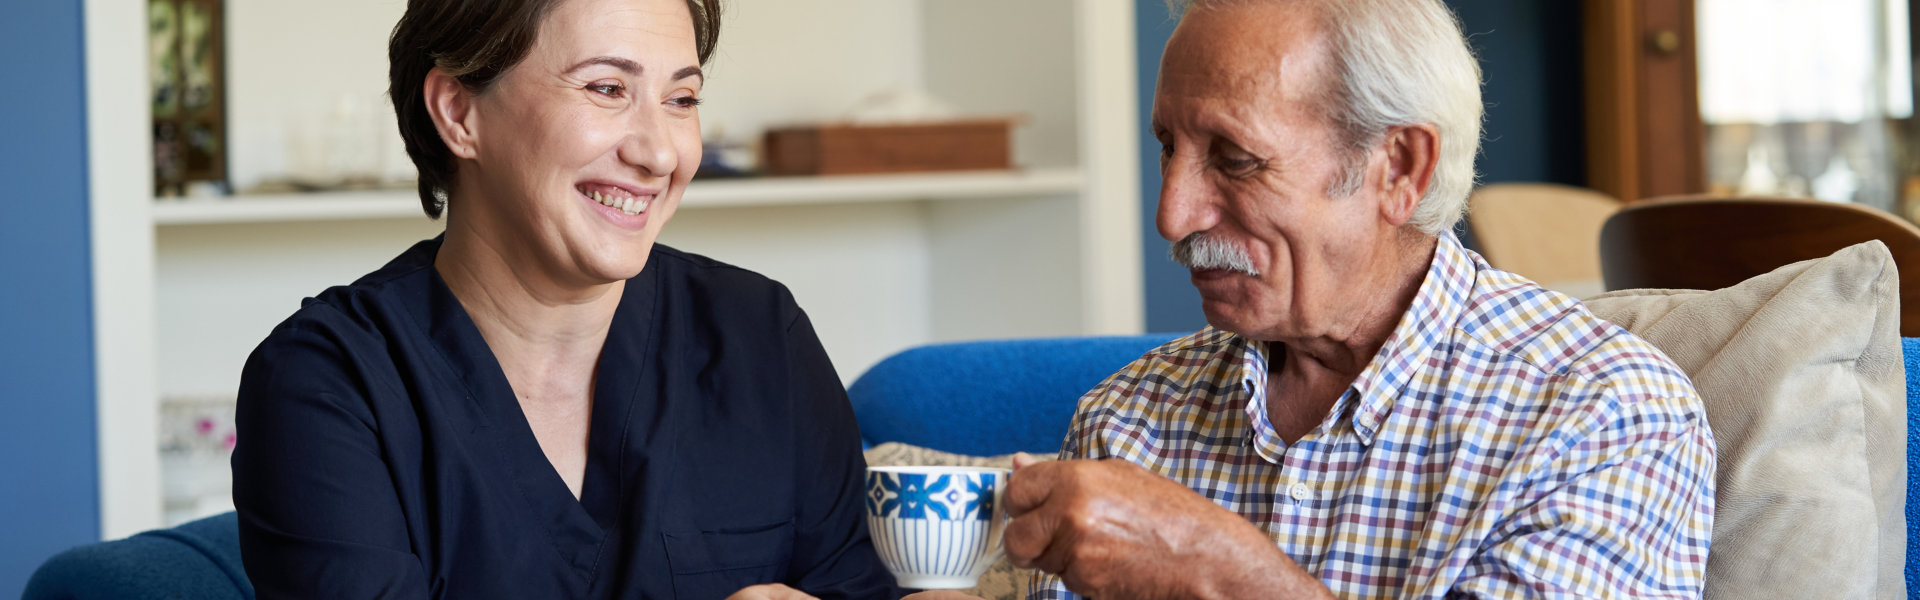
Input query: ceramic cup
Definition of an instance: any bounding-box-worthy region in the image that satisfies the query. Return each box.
[864,465,1011,589]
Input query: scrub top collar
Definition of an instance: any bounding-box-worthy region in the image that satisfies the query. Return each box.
[404,237,665,583]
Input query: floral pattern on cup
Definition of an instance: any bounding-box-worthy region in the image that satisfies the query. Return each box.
[866,471,999,521]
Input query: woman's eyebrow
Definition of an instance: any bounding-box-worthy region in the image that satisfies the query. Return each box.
[566,58,701,85]
[567,56,642,75]
[672,66,703,84]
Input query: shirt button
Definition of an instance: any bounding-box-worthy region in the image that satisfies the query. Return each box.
[1289,483,1310,501]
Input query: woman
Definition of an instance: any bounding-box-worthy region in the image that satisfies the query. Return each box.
[231,0,935,597]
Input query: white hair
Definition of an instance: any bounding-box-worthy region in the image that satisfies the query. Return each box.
[1171,0,1484,235]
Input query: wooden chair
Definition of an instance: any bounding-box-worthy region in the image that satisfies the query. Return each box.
[1599,195,1920,336]
[1467,183,1622,297]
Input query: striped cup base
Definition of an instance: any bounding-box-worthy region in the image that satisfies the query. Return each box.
[894,574,985,590]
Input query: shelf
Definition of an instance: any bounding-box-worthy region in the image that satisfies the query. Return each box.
[152,168,1083,226]
[153,189,423,225]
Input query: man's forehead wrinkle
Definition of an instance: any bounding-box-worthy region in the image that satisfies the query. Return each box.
[1158,52,1291,108]
[1154,0,1344,169]
[1159,71,1301,144]
[1163,16,1331,112]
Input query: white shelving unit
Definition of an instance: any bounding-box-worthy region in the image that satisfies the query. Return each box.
[152,168,1084,225]
[87,0,1141,536]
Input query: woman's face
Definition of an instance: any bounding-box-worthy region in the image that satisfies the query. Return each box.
[458,0,702,287]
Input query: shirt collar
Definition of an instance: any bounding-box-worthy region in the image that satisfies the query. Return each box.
[1344,231,1474,444]
[1236,231,1477,451]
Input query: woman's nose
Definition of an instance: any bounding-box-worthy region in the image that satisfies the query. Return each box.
[617,108,679,179]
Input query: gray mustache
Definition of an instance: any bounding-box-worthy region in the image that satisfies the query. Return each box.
[1169,233,1260,276]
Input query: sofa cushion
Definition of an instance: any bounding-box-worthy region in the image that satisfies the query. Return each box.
[1583,240,1906,600]
[23,511,253,600]
[1903,337,1920,594]
[849,335,1180,456]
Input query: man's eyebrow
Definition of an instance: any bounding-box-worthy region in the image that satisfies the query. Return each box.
[568,56,642,75]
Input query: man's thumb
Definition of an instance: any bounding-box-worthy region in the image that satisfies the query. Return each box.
[1011,452,1040,470]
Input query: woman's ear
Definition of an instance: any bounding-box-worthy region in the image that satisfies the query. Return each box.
[423,67,480,160]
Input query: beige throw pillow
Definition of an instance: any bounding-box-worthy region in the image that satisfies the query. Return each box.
[1583,241,1906,600]
[863,442,1037,600]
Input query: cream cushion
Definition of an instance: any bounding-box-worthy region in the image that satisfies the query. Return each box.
[1583,240,1906,599]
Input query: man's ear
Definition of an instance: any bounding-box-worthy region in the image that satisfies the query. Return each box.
[423,67,481,160]
[1377,123,1439,226]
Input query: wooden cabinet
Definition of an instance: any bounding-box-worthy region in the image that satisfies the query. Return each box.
[1583,0,1708,202]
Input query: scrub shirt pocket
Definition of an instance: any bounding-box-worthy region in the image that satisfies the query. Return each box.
[663,519,796,597]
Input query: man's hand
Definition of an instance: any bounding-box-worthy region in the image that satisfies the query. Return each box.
[725,584,817,600]
[1003,453,1334,600]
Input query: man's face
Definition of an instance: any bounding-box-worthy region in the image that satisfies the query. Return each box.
[1153,2,1403,342]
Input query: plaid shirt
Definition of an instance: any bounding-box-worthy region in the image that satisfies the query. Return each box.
[1030,234,1714,599]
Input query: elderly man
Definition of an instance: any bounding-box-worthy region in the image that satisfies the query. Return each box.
[1006,1,1715,598]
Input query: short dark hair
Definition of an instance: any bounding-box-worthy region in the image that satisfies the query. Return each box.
[388,0,722,219]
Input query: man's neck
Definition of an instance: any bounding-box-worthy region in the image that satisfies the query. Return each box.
[1264,232,1437,442]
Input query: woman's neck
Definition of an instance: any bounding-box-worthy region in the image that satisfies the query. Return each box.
[434,214,620,403]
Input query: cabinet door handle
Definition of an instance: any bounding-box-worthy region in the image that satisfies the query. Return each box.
[1646,29,1683,57]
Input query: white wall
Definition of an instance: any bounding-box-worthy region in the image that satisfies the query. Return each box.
[922,0,1079,168]
[155,220,445,397]
[657,202,934,380]
[224,0,409,191]
[698,1,926,147]
[89,0,163,540]
[926,195,1083,342]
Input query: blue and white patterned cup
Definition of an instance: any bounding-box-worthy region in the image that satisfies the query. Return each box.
[864,466,1011,589]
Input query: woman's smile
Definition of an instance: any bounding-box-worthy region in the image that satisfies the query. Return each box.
[576,180,656,230]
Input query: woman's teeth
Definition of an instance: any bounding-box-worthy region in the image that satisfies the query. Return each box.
[587,189,649,216]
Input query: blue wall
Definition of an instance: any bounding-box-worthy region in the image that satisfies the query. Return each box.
[1136,2,1199,334]
[0,1,99,596]
[1447,0,1586,186]
[1137,0,1588,332]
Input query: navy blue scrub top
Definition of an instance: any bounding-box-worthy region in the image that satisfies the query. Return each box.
[232,237,903,599]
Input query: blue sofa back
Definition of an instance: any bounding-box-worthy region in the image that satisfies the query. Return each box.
[848,334,1181,456]
[1904,337,1920,594]
[23,511,252,600]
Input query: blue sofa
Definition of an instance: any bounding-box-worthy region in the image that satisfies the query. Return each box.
[847,334,1182,456]
[23,510,251,600]
[25,334,1920,598]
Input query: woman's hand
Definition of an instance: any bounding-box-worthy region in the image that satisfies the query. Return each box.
[726,586,981,600]
[902,591,987,600]
[725,583,818,600]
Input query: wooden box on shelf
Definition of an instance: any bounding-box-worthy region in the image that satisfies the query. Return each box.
[761,118,1014,176]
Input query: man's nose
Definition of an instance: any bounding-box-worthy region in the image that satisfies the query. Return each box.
[1156,155,1221,242]
[618,107,679,179]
